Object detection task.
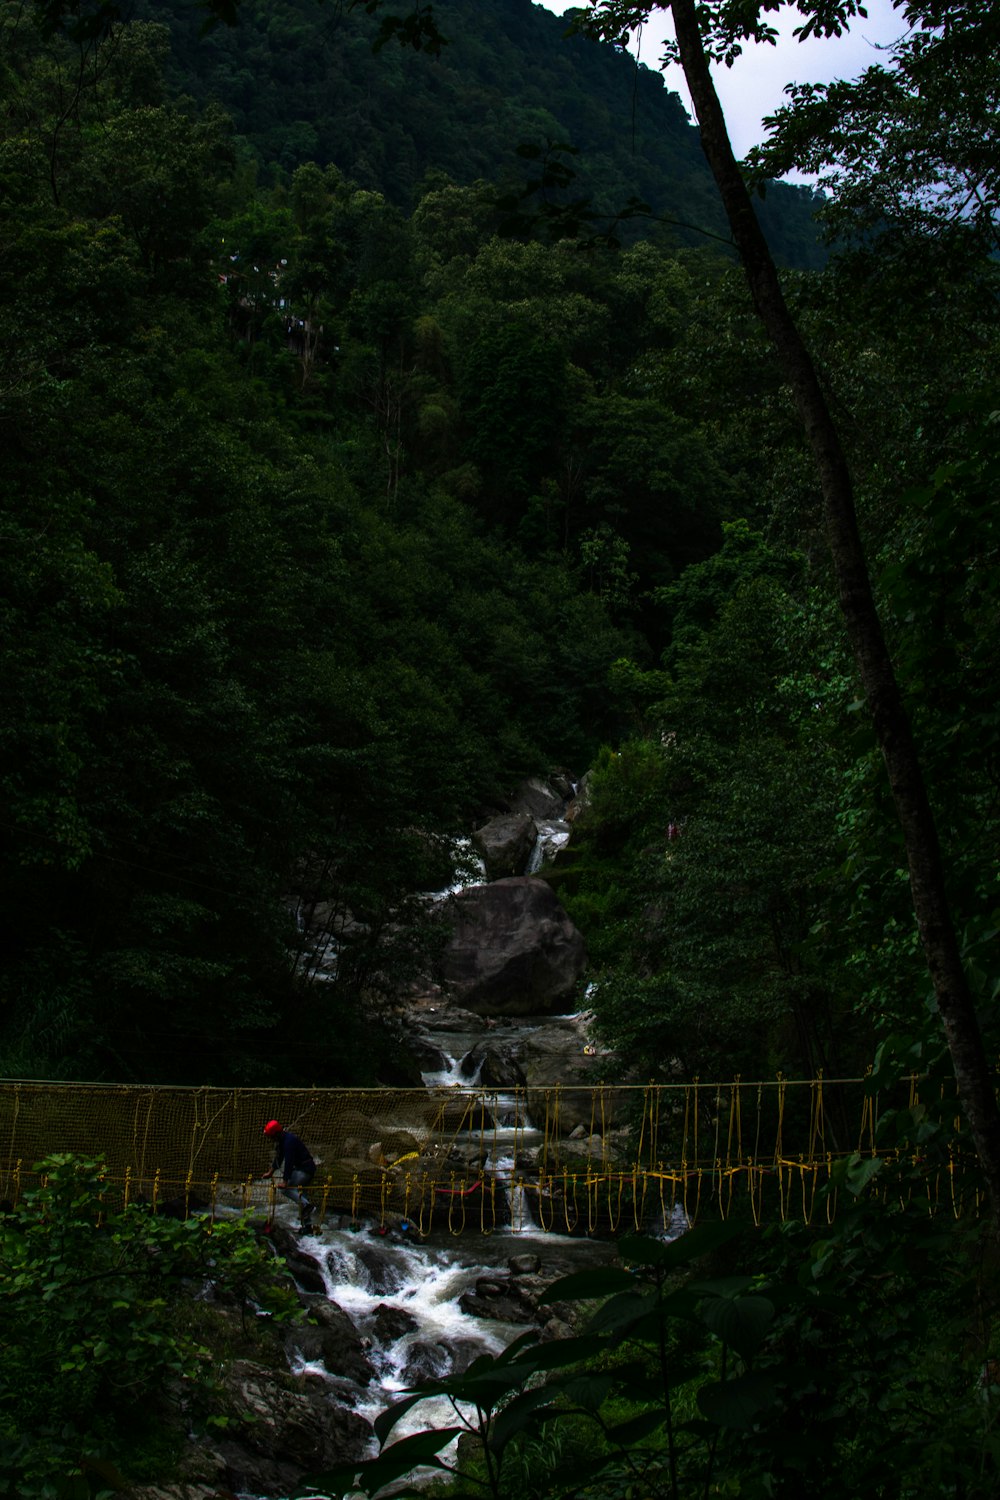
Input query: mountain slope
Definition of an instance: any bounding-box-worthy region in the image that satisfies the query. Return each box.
[150,0,825,266]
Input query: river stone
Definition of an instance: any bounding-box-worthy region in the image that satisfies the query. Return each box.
[409,999,488,1033]
[400,1337,452,1384]
[429,1094,497,1132]
[269,1228,328,1295]
[552,1134,611,1165]
[316,1157,413,1218]
[460,1040,526,1088]
[372,1302,419,1343]
[288,1298,376,1385]
[368,1129,422,1165]
[472,812,537,879]
[509,778,567,820]
[438,1336,485,1373]
[121,1488,228,1499]
[352,1240,407,1295]
[205,1358,371,1497]
[459,1274,537,1323]
[440,877,586,1015]
[408,1035,450,1073]
[517,1014,619,1133]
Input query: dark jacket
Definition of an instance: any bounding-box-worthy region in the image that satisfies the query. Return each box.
[271,1130,315,1181]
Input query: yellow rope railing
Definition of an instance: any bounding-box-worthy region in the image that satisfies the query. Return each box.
[0,1075,982,1232]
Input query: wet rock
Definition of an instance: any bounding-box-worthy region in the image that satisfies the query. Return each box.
[460,1041,526,1088]
[352,1241,406,1296]
[508,1253,542,1276]
[459,1275,537,1324]
[286,1298,376,1385]
[440,878,586,1016]
[313,1157,414,1220]
[204,1359,372,1497]
[438,1336,484,1374]
[509,778,568,821]
[472,812,537,880]
[122,1487,234,1500]
[565,772,591,822]
[372,1303,419,1343]
[410,1000,488,1033]
[367,1130,422,1166]
[529,819,572,871]
[268,1229,328,1295]
[518,1014,619,1133]
[401,1338,452,1385]
[429,1095,497,1133]
[154,1192,209,1220]
[539,1316,575,1343]
[553,1135,611,1165]
[408,1036,450,1073]
[539,769,575,801]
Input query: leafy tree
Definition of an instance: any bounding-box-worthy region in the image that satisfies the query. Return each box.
[556,526,852,1081]
[578,0,1000,1216]
[749,0,1000,259]
[0,1153,297,1498]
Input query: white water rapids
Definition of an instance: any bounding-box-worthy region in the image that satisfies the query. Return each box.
[241,1027,624,1500]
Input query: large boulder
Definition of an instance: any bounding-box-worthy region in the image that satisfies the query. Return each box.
[458,1274,538,1324]
[518,1014,620,1135]
[288,1297,377,1385]
[206,1359,372,1497]
[372,1302,419,1343]
[122,1488,228,1500]
[472,812,537,879]
[509,778,569,820]
[460,1040,526,1088]
[129,1359,373,1500]
[440,877,586,1016]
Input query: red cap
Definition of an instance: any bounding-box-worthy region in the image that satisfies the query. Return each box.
[263,1119,283,1137]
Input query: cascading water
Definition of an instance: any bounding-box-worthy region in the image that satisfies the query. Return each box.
[246,1021,621,1500]
[254,782,658,1497]
[420,1031,547,1234]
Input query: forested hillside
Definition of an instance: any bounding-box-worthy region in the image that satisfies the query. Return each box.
[140,0,827,267]
[3,0,1000,1496]
[1,0,997,1096]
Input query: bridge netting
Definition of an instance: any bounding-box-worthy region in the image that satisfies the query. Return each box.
[0,1075,980,1233]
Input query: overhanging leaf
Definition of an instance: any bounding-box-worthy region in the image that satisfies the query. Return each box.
[585,1287,659,1335]
[697,1370,779,1429]
[373,1391,432,1445]
[487,1385,558,1450]
[537,1266,637,1305]
[607,1409,670,1445]
[517,1333,612,1371]
[619,1222,739,1270]
[700,1293,775,1358]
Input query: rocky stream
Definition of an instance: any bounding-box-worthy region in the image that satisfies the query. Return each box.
[127,776,672,1500]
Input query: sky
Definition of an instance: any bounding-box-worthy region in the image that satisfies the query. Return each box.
[535,0,905,164]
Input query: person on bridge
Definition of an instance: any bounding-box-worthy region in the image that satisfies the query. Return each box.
[261,1119,316,1234]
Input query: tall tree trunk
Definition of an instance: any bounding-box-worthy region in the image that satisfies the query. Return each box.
[668,0,1000,1218]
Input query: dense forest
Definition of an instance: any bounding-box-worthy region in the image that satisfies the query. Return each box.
[2,0,1000,1493]
[139,0,828,267]
[1,0,995,1094]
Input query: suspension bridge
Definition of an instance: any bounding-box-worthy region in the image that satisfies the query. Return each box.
[0,1075,980,1234]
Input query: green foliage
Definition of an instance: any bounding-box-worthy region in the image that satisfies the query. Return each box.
[139,0,823,264]
[0,1153,297,1498]
[297,1187,1000,1500]
[748,0,1000,260]
[559,532,858,1080]
[0,11,651,1083]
